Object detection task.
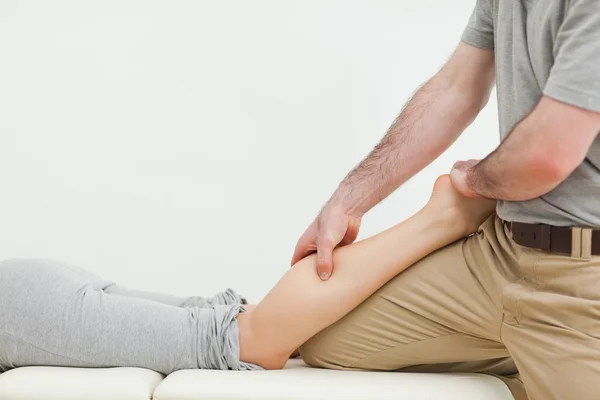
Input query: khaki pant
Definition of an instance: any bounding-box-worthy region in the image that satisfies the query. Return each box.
[300,215,600,400]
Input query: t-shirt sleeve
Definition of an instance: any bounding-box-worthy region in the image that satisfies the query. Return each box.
[461,0,495,50]
[544,0,600,112]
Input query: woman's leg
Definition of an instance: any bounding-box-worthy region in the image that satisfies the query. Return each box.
[0,258,258,374]
[238,175,496,369]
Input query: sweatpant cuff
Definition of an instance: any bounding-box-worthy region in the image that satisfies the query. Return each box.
[196,303,263,370]
[186,288,248,308]
[211,288,248,306]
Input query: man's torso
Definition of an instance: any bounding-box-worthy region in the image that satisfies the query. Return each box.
[476,0,600,227]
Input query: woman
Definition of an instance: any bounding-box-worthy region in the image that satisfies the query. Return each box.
[0,175,495,374]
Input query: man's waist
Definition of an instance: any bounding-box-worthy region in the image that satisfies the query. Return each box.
[496,197,600,228]
[505,220,600,257]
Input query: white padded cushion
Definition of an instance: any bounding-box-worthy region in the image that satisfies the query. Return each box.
[0,367,163,400]
[153,359,515,400]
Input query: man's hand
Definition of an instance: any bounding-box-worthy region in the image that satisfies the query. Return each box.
[291,206,361,281]
[450,159,482,198]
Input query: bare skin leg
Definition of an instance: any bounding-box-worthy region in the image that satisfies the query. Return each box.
[238,175,496,369]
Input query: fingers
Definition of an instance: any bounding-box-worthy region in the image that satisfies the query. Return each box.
[451,159,480,174]
[339,216,361,246]
[291,232,317,266]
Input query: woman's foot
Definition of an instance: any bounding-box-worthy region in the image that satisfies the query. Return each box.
[426,174,496,235]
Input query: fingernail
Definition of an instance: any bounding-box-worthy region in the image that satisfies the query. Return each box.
[320,272,330,280]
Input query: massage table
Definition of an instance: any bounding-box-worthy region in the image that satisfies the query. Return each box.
[0,359,515,400]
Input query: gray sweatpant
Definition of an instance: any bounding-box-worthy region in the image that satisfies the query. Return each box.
[0,258,261,374]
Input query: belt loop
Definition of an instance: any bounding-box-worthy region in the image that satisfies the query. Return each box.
[581,228,593,260]
[572,227,582,259]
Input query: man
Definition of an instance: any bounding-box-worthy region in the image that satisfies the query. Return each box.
[292,1,600,399]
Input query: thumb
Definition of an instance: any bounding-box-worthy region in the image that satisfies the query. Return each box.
[316,237,334,281]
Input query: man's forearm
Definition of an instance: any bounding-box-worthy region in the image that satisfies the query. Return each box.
[464,144,556,201]
[461,111,553,200]
[463,97,600,201]
[329,73,486,215]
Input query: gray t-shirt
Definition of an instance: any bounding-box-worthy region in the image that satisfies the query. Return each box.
[462,0,600,227]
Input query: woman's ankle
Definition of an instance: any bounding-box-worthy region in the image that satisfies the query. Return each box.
[424,175,496,236]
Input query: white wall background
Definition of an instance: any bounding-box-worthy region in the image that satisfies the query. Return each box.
[0,0,498,301]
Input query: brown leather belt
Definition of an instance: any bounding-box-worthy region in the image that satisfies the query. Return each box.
[508,221,600,255]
